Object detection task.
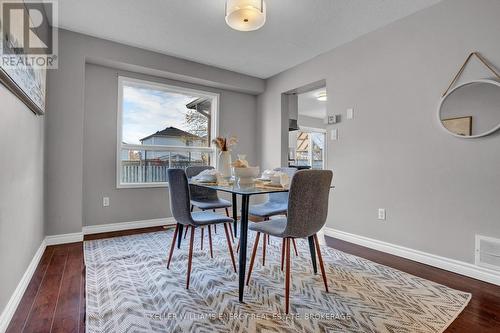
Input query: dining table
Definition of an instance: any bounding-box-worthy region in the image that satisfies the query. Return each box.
[184,181,324,303]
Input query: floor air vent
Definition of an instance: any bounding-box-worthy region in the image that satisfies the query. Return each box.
[475,235,500,271]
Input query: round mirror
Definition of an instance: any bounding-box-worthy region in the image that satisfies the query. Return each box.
[438,79,500,138]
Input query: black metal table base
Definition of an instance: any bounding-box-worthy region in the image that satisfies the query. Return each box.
[237,194,250,302]
[308,235,318,274]
[232,193,238,238]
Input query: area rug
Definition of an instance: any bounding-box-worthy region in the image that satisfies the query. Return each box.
[84,229,470,333]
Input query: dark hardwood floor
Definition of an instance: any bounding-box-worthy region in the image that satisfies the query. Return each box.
[6,228,500,332]
[324,237,500,332]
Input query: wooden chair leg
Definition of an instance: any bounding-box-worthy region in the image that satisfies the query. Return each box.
[313,234,329,292]
[208,225,214,258]
[186,226,195,289]
[200,227,204,250]
[223,223,237,272]
[236,240,240,253]
[167,224,179,269]
[246,232,261,285]
[184,225,190,239]
[225,207,230,217]
[281,238,285,271]
[285,238,291,314]
[292,238,298,256]
[263,217,270,246]
[262,234,267,266]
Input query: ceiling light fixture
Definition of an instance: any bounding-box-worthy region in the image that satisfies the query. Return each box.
[225,0,266,32]
[317,91,327,101]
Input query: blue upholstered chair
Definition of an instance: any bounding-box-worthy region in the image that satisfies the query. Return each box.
[248,167,297,218]
[166,168,237,289]
[246,170,333,314]
[184,166,235,244]
[246,167,298,264]
[186,166,232,213]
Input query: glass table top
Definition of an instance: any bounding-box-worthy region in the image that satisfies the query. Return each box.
[190,181,334,195]
[189,182,289,195]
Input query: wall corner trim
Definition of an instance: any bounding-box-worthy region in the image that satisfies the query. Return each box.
[0,239,46,333]
[324,227,500,286]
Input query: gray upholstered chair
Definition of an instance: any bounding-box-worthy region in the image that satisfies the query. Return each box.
[246,167,298,264]
[184,166,234,244]
[246,170,333,314]
[166,168,237,289]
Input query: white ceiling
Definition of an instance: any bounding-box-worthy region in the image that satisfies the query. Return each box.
[54,0,441,78]
[298,87,327,119]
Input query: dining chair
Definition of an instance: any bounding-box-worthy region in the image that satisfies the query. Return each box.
[166,168,237,289]
[184,166,235,245]
[244,167,298,265]
[246,169,333,314]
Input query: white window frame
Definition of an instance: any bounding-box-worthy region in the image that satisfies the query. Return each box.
[116,76,219,188]
[297,126,327,170]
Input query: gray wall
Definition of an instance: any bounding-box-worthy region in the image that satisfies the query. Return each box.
[46,29,263,235]
[257,0,500,264]
[298,115,326,129]
[0,86,45,314]
[83,64,257,226]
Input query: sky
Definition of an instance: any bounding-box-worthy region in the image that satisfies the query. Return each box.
[122,84,198,144]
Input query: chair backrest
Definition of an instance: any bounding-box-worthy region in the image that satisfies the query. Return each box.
[167,168,194,226]
[268,167,297,203]
[283,170,333,238]
[185,166,218,201]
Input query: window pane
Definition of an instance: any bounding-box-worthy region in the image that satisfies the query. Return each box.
[121,82,211,147]
[120,148,211,184]
[296,131,310,167]
[311,132,325,169]
[293,131,325,169]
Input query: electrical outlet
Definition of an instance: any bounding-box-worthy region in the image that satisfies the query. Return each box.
[378,208,386,220]
[103,197,110,207]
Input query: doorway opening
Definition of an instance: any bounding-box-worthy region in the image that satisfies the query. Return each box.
[285,81,327,170]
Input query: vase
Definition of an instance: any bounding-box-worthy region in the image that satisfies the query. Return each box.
[218,151,232,179]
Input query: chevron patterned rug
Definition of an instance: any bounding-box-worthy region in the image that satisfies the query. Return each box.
[84,229,470,333]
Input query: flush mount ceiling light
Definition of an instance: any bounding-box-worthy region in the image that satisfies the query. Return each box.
[225,0,266,32]
[317,91,327,101]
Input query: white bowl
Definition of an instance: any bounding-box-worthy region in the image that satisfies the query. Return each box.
[233,166,260,178]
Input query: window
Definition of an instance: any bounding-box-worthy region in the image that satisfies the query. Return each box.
[293,128,326,169]
[117,77,218,188]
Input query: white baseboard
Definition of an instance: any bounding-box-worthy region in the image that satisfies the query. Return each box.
[324,227,500,286]
[45,232,83,246]
[0,239,46,333]
[82,217,176,235]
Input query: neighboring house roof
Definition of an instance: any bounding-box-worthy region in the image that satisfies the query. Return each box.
[140,126,201,142]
